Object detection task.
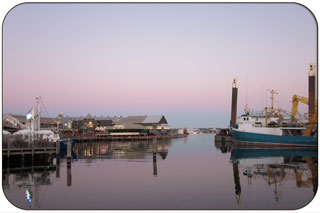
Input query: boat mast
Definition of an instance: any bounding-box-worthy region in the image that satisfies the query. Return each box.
[265,90,278,127]
[32,96,41,131]
[270,89,277,112]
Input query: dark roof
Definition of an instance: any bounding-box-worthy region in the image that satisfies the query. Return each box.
[119,116,147,124]
[84,114,94,120]
[3,120,20,130]
[142,115,167,124]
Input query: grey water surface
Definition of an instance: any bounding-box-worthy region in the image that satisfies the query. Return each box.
[3,134,317,210]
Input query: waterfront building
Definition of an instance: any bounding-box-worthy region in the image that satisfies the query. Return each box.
[4,114,171,136]
[4,114,63,132]
[109,115,170,135]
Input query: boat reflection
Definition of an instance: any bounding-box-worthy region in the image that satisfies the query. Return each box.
[2,165,55,209]
[214,138,232,153]
[3,139,172,209]
[230,146,318,205]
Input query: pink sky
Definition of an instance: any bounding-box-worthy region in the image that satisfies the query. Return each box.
[3,3,317,127]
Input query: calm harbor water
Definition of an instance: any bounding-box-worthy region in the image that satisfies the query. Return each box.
[3,134,318,210]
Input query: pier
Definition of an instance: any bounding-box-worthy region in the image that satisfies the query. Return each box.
[3,141,55,157]
[2,140,58,169]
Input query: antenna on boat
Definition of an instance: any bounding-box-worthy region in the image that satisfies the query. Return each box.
[34,96,41,131]
[270,90,278,110]
[266,89,278,112]
[261,86,264,112]
[244,78,249,115]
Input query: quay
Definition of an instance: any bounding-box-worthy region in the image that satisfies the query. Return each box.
[2,141,55,158]
[2,140,65,168]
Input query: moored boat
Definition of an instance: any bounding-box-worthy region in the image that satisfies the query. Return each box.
[231,115,317,147]
[54,138,76,150]
[230,65,318,147]
[214,128,232,142]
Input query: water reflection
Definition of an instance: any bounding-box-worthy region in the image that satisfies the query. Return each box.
[3,135,317,209]
[214,139,318,205]
[3,165,55,208]
[3,139,172,209]
[214,139,232,153]
[230,146,318,204]
[73,139,171,162]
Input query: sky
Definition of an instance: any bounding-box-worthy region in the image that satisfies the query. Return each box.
[2,3,317,128]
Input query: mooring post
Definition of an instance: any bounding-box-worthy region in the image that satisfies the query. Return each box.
[308,64,316,121]
[230,78,238,127]
[67,138,72,159]
[56,139,60,156]
[55,139,60,172]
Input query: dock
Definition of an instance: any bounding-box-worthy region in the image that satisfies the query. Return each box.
[2,140,58,169]
[3,141,56,157]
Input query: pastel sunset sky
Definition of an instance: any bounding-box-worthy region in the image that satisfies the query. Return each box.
[3,3,317,128]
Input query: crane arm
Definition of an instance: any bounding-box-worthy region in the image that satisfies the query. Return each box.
[291,94,308,120]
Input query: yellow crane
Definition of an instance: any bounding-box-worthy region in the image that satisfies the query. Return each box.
[302,111,317,136]
[291,94,317,136]
[291,94,308,122]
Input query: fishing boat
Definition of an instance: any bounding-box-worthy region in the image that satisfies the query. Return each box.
[214,128,232,142]
[231,114,317,147]
[25,97,76,150]
[231,66,318,147]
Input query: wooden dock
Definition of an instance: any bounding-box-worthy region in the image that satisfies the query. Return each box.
[2,141,56,157]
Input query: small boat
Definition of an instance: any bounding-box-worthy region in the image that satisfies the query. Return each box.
[214,128,232,142]
[54,138,76,150]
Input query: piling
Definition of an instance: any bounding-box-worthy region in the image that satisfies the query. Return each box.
[308,64,316,120]
[55,140,61,178]
[66,138,72,186]
[56,140,60,156]
[230,78,238,127]
[67,138,72,159]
